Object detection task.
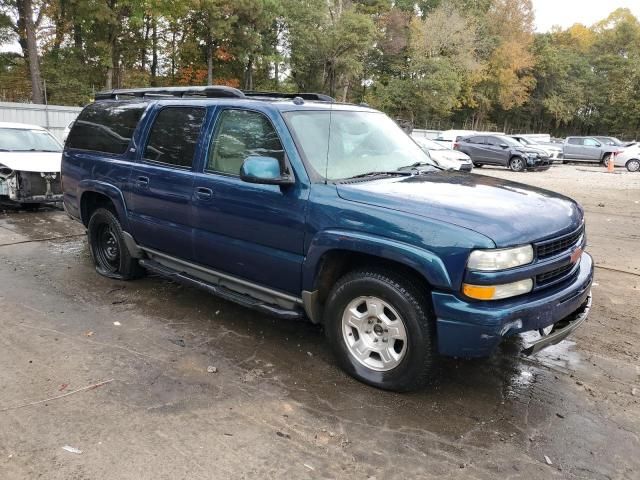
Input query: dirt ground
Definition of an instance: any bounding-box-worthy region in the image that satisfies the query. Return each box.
[0,164,638,480]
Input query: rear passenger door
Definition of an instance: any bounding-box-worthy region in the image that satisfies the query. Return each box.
[191,108,308,295]
[461,136,486,161]
[127,105,207,260]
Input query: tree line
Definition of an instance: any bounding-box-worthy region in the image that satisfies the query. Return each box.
[1,0,639,139]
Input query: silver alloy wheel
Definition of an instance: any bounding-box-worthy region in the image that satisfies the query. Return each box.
[627,159,640,172]
[510,157,524,171]
[341,296,408,372]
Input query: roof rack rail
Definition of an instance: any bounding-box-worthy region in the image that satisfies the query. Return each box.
[242,91,334,102]
[94,86,335,103]
[95,86,245,100]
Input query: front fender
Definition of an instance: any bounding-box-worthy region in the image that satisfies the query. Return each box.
[78,180,130,231]
[302,229,452,291]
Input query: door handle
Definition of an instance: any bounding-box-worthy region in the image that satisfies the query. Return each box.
[195,186,213,201]
[136,176,150,188]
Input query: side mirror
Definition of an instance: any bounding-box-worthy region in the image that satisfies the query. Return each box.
[500,143,509,149]
[240,156,294,186]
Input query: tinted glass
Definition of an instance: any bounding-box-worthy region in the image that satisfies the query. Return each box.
[467,136,485,144]
[67,101,146,154]
[495,136,521,146]
[0,128,61,152]
[583,138,599,147]
[208,109,284,175]
[567,138,583,145]
[144,107,205,168]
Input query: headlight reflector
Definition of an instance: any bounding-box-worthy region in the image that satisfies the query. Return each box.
[463,279,533,300]
[467,245,534,271]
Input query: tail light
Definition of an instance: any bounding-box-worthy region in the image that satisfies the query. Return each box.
[453,142,459,150]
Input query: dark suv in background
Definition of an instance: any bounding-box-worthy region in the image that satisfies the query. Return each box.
[455,134,551,171]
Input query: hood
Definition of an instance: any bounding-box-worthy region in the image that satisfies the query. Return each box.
[337,172,583,247]
[430,150,471,163]
[0,151,62,173]
[514,146,544,155]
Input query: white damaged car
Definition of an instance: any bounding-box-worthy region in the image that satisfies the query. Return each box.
[0,122,63,207]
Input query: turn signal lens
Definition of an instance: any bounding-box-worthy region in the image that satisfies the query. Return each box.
[463,279,533,301]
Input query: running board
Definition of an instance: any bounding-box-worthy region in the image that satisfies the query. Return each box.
[138,258,305,321]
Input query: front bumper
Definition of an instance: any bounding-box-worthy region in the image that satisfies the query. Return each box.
[433,252,593,357]
[1,171,63,204]
[526,157,552,170]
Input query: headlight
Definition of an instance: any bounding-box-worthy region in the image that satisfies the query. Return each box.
[463,279,533,300]
[467,245,534,271]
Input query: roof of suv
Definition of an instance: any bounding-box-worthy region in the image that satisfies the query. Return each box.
[94,86,377,113]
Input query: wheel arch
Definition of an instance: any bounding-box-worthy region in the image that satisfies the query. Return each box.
[78,180,129,230]
[302,230,452,323]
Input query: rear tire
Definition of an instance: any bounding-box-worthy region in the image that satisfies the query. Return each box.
[626,159,640,172]
[87,208,143,280]
[473,163,483,168]
[324,268,436,392]
[509,156,525,172]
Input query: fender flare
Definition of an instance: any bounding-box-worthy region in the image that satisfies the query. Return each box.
[77,180,130,231]
[302,229,453,293]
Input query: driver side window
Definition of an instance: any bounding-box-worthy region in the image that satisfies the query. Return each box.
[207,109,285,175]
[584,138,599,147]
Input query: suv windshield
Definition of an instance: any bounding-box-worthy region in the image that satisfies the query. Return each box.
[0,128,62,152]
[284,110,435,180]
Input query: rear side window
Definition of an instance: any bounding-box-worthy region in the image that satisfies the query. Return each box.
[467,136,485,144]
[567,138,583,145]
[143,107,206,168]
[66,102,146,154]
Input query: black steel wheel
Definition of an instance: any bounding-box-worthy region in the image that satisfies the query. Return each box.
[87,208,143,280]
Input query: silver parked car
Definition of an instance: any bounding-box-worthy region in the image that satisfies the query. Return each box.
[563,136,623,165]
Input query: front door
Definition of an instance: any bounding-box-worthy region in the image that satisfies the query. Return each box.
[582,138,601,161]
[128,105,207,260]
[191,108,308,295]
[484,136,508,165]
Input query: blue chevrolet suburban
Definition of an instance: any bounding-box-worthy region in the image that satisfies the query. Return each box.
[61,86,593,391]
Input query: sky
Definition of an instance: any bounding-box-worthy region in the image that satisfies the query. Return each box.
[533,0,640,32]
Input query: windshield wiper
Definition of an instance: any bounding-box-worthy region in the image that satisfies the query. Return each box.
[12,149,60,152]
[344,171,413,180]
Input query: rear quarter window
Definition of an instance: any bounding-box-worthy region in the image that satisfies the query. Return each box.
[66,101,147,155]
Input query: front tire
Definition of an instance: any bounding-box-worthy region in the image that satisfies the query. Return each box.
[602,154,612,166]
[324,268,436,392]
[509,156,525,172]
[626,159,640,172]
[87,208,143,280]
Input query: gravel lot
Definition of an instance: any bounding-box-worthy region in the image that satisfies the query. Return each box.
[0,164,638,479]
